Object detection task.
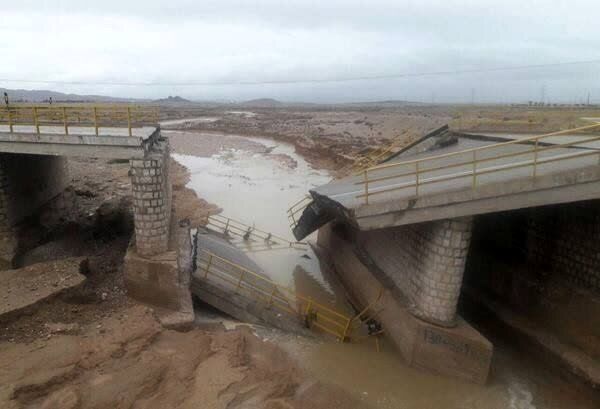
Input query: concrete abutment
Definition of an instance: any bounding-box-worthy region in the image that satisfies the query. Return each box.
[0,153,71,267]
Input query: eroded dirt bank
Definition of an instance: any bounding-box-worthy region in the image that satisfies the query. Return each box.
[1,304,360,409]
[0,156,365,409]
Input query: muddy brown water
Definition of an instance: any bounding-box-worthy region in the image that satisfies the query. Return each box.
[170,130,599,409]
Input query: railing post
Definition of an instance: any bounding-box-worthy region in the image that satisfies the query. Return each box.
[33,107,40,134]
[127,107,132,137]
[363,169,369,205]
[472,150,477,190]
[203,254,213,279]
[93,107,99,135]
[304,298,313,316]
[341,318,352,342]
[62,107,69,135]
[533,139,539,178]
[235,271,245,292]
[224,218,230,236]
[415,161,420,196]
[8,109,13,133]
[268,286,277,307]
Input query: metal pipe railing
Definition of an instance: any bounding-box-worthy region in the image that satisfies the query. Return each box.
[287,195,313,229]
[196,248,353,340]
[0,104,159,136]
[356,123,600,204]
[205,213,307,250]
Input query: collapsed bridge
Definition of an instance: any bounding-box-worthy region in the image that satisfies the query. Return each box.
[291,123,600,384]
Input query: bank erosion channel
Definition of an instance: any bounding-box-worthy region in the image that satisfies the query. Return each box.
[166,128,598,409]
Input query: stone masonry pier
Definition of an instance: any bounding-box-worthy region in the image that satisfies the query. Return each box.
[358,217,472,326]
[129,140,172,256]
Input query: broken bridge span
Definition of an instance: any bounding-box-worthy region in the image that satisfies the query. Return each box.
[291,123,600,384]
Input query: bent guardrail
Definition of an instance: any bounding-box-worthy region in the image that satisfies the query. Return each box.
[205,213,307,252]
[196,248,353,340]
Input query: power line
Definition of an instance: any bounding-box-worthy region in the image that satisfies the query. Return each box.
[1,58,599,87]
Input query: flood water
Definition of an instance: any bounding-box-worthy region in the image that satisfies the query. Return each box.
[169,129,599,409]
[170,131,347,311]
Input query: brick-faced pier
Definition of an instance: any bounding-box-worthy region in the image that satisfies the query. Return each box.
[129,140,172,256]
[359,217,472,326]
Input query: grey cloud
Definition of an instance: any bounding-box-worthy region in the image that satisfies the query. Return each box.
[1,1,599,103]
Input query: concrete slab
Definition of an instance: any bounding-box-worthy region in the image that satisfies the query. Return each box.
[302,131,600,233]
[193,229,314,337]
[317,223,492,384]
[315,135,600,210]
[0,126,159,159]
[0,258,88,323]
[353,165,600,230]
[0,125,157,138]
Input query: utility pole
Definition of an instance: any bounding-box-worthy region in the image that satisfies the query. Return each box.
[540,84,546,105]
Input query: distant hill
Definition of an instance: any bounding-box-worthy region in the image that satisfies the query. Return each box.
[239,98,283,108]
[0,87,141,103]
[153,95,191,104]
[341,100,427,107]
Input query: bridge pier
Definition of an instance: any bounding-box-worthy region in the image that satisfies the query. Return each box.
[129,139,172,256]
[123,138,194,328]
[358,217,472,326]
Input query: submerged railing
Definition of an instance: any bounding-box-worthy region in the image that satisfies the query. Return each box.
[356,123,600,205]
[205,213,307,252]
[0,103,159,136]
[196,248,354,340]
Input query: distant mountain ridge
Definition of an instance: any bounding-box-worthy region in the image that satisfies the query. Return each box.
[0,87,428,107]
[153,95,191,103]
[0,87,143,103]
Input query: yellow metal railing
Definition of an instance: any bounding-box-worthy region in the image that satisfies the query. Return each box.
[356,123,600,205]
[205,213,307,252]
[0,104,159,136]
[287,195,313,231]
[349,134,414,173]
[196,248,354,340]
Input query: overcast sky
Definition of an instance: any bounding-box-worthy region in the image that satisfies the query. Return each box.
[1,0,599,103]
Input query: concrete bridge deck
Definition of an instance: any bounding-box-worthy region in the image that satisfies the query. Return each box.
[297,124,600,235]
[0,125,159,159]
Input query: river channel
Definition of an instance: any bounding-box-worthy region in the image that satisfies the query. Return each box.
[166,128,597,409]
